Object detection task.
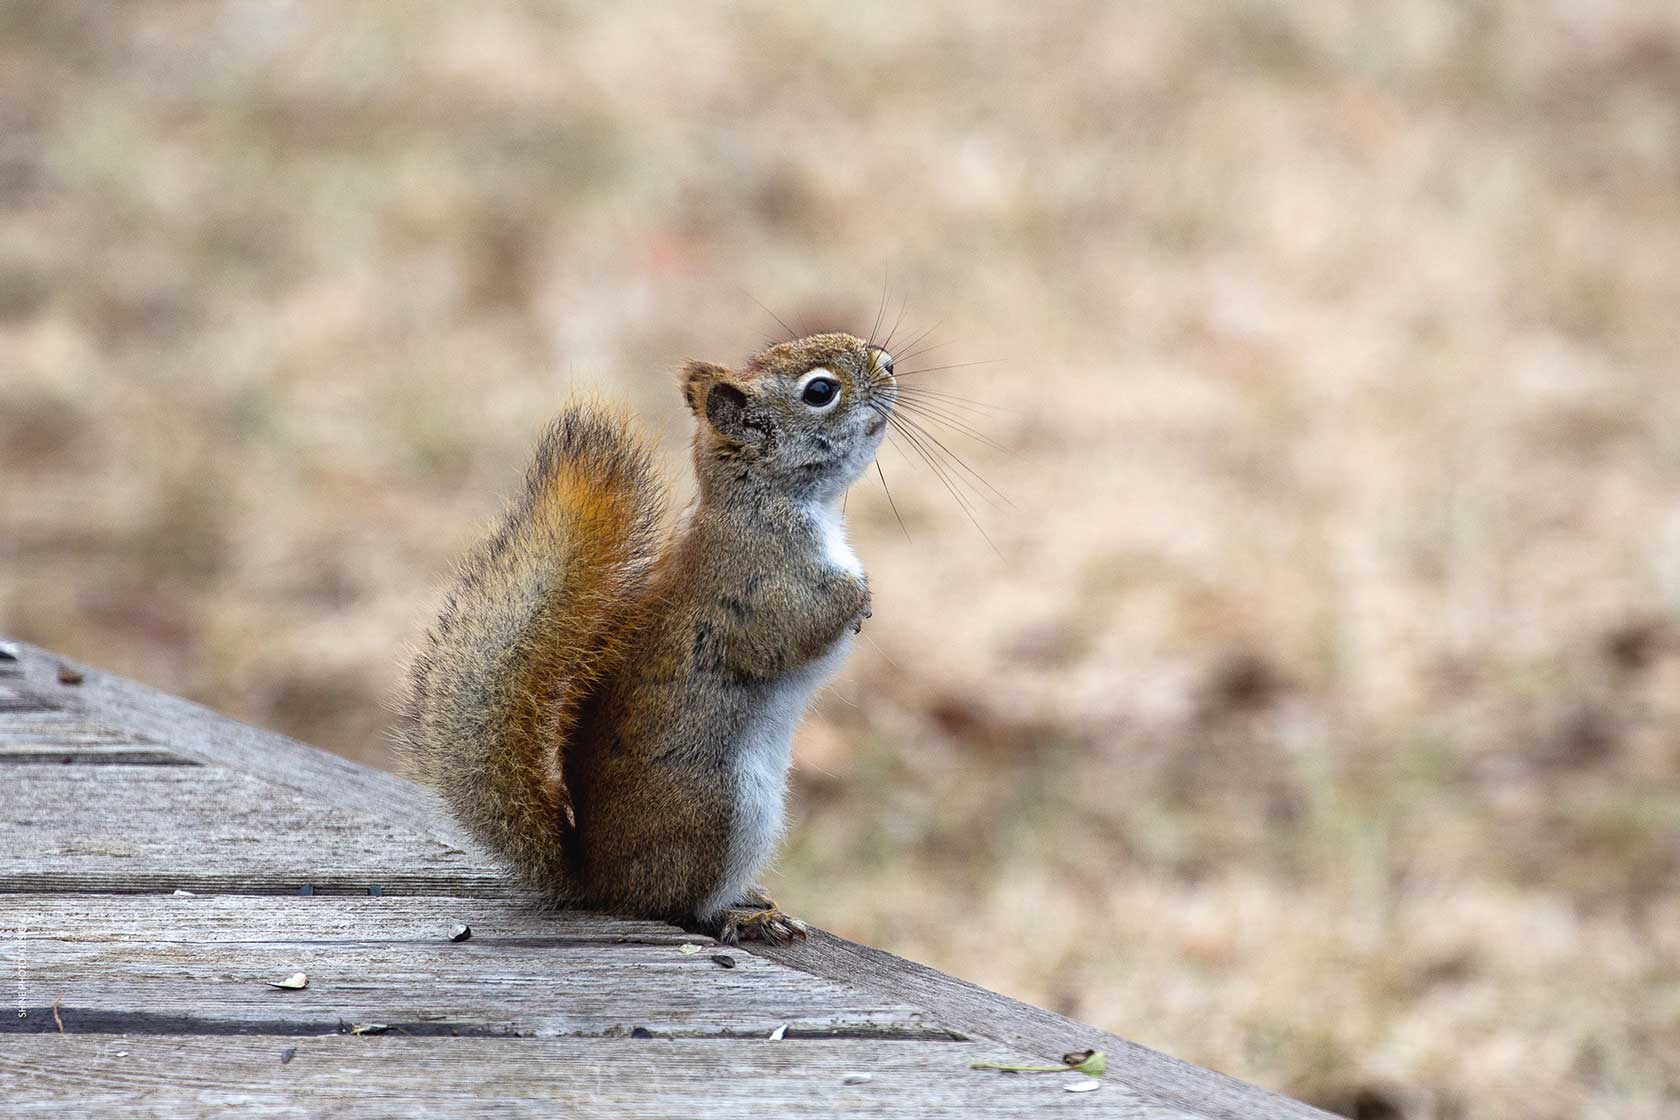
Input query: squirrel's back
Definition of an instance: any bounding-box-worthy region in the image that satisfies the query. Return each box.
[398,403,665,898]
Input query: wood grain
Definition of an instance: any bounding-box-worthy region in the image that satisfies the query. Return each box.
[1,758,509,897]
[2,896,943,1041]
[0,677,58,712]
[0,635,1332,1119]
[0,713,132,745]
[0,1036,1196,1119]
[755,930,1329,1120]
[4,638,477,851]
[5,894,692,945]
[0,740,195,765]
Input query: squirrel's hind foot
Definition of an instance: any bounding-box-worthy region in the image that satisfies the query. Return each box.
[715,896,810,945]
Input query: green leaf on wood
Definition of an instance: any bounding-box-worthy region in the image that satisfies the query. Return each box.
[970,1049,1106,1078]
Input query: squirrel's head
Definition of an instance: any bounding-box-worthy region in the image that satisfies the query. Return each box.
[682,332,895,502]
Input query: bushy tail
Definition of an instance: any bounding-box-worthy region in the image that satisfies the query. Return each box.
[398,404,665,899]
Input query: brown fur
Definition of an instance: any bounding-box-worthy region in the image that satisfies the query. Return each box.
[399,405,665,899]
[399,334,893,939]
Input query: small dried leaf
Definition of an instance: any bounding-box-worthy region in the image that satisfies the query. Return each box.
[1064,1080,1101,1093]
[677,943,704,956]
[265,972,309,990]
[842,1072,873,1085]
[710,953,736,969]
[349,1023,389,1035]
[448,924,472,942]
[972,1049,1107,1078]
[768,1024,788,1041]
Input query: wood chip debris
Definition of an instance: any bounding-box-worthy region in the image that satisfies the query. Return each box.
[280,1047,297,1065]
[349,1023,389,1035]
[842,1072,873,1085]
[1064,1080,1101,1093]
[677,943,704,955]
[56,665,83,685]
[710,953,735,969]
[768,1024,788,1041]
[448,923,472,942]
[172,889,196,897]
[265,972,309,990]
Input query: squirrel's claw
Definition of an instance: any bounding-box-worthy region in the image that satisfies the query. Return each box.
[716,902,810,946]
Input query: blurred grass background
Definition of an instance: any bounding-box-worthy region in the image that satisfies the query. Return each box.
[4,3,1680,1116]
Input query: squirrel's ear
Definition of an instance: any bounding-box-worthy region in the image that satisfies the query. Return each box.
[681,361,730,414]
[702,381,762,447]
[684,360,764,448]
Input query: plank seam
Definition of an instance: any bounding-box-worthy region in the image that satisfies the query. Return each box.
[3,1009,966,1042]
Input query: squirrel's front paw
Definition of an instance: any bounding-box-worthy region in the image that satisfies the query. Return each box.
[851,580,873,635]
[716,898,810,946]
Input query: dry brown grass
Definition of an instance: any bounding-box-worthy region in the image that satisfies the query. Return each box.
[5,4,1680,1116]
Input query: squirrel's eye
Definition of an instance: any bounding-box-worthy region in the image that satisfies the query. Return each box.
[869,345,894,378]
[801,377,839,408]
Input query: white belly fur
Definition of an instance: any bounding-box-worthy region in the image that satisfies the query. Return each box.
[700,637,849,918]
[812,500,862,575]
[699,500,859,918]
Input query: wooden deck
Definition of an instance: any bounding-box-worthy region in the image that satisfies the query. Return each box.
[0,637,1329,1118]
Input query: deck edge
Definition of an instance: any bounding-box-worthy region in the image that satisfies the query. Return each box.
[1,634,1331,1120]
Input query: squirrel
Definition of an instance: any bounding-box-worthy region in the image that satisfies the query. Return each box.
[399,332,895,943]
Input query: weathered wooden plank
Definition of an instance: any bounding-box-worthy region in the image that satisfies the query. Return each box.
[0,742,195,765]
[0,637,1328,1119]
[0,715,198,765]
[0,747,195,765]
[4,639,475,851]
[0,762,509,897]
[0,715,145,747]
[755,936,1329,1120]
[0,872,515,897]
[0,709,196,763]
[0,695,57,712]
[0,1036,1192,1119]
[1,898,945,1041]
[0,677,58,712]
[4,894,692,945]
